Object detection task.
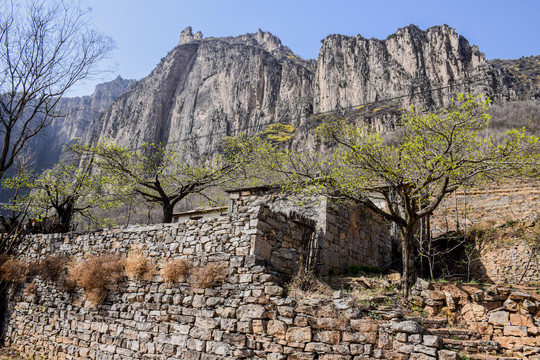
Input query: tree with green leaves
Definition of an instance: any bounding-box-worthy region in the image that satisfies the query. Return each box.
[73,141,249,224]
[235,94,539,296]
[3,159,107,233]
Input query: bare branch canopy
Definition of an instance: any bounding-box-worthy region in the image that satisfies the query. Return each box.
[0,0,114,180]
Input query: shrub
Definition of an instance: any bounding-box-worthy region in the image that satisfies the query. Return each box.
[0,257,28,283]
[68,254,124,306]
[189,262,228,290]
[124,250,155,281]
[37,255,69,282]
[60,277,77,292]
[287,267,333,301]
[161,258,191,284]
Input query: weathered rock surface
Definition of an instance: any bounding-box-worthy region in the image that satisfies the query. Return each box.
[314,24,487,113]
[77,25,538,161]
[84,27,315,161]
[29,76,135,167]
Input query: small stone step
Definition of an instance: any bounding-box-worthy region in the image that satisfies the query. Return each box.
[423,318,448,329]
[443,338,500,353]
[429,327,482,340]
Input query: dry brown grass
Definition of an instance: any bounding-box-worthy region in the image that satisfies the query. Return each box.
[60,277,77,292]
[161,258,191,284]
[124,250,155,281]
[36,255,69,282]
[189,262,228,290]
[287,267,333,301]
[67,254,125,306]
[0,257,28,283]
[24,282,36,295]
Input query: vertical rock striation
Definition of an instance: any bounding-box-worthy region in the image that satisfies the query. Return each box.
[87,27,315,161]
[314,24,489,113]
[74,25,537,159]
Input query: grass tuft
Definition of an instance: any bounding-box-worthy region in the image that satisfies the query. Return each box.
[67,254,124,306]
[36,255,69,282]
[124,250,155,281]
[287,267,333,301]
[161,258,191,284]
[189,262,228,290]
[0,257,28,283]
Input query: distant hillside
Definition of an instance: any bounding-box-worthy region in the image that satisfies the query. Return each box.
[490,55,540,89]
[28,76,135,170]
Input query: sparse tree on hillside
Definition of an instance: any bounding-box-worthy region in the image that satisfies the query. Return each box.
[235,94,540,297]
[73,141,249,224]
[0,166,33,254]
[3,159,108,233]
[0,0,114,181]
[29,161,105,232]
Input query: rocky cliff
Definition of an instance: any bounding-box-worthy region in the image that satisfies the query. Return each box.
[29,76,135,168]
[79,25,537,159]
[315,24,489,112]
[84,28,315,161]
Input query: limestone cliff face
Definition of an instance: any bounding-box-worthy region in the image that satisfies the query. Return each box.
[88,28,315,160]
[31,76,134,167]
[314,25,491,113]
[82,25,536,159]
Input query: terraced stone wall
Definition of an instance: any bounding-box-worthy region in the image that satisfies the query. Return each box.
[473,238,540,285]
[2,189,398,359]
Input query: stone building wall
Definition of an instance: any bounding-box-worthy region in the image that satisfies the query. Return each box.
[227,187,392,275]
[320,203,392,275]
[253,205,316,274]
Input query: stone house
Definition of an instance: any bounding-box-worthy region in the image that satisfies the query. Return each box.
[174,185,395,276]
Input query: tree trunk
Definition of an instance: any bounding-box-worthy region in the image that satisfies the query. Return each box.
[57,202,75,233]
[162,204,174,224]
[401,226,417,298]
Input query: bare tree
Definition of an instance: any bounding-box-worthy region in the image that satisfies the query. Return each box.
[0,0,114,180]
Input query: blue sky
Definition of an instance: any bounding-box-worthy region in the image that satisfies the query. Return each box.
[72,0,540,96]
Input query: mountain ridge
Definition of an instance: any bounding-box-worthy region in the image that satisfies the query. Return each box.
[33,25,539,166]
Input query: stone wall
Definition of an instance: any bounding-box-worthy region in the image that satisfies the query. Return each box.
[6,268,448,360]
[253,205,316,275]
[412,279,540,357]
[320,203,392,275]
[227,187,392,275]
[2,189,402,359]
[472,238,540,285]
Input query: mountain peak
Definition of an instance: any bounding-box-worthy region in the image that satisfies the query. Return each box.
[179,26,204,45]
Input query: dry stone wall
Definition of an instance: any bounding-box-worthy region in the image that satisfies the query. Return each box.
[6,268,448,360]
[472,238,540,285]
[412,279,540,357]
[1,190,434,360]
[228,187,392,275]
[321,204,392,275]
